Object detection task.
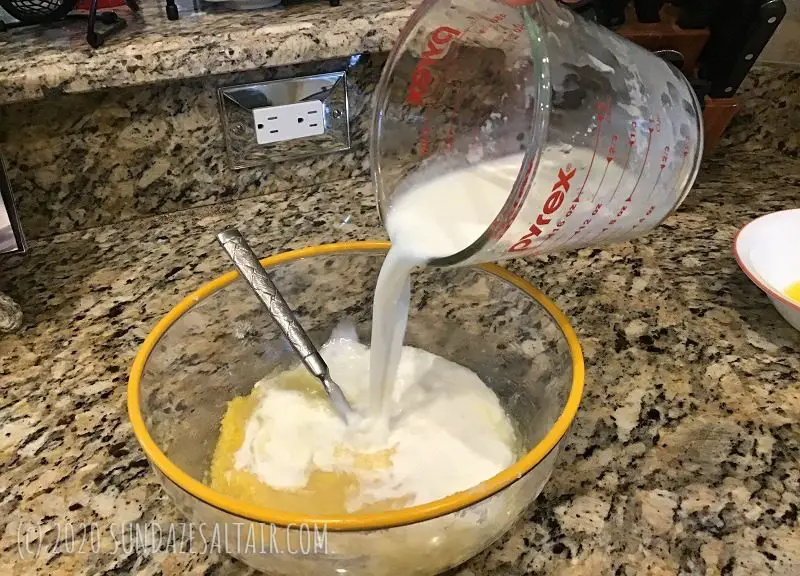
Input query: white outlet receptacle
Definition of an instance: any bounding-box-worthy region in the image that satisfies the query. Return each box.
[253,101,325,145]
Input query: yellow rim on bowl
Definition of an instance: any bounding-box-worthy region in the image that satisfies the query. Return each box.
[128,241,584,531]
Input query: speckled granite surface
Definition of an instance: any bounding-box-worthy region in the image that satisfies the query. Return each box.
[0,291,22,331]
[1,144,798,574]
[0,53,383,240]
[0,0,417,105]
[717,64,800,158]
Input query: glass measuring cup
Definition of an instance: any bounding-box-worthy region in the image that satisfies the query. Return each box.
[370,0,704,266]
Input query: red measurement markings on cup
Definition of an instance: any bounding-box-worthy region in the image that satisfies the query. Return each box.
[445,126,455,152]
[626,117,655,203]
[480,12,524,41]
[675,138,692,180]
[605,120,637,204]
[600,116,655,234]
[571,100,612,204]
[405,25,463,157]
[631,205,657,231]
[506,163,577,252]
[405,26,462,106]
[419,123,431,157]
[681,138,691,159]
[567,130,621,242]
[533,99,612,248]
[632,137,692,232]
[641,144,670,206]
[589,133,618,204]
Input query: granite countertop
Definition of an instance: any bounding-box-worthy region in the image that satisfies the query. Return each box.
[1,148,799,575]
[0,0,418,105]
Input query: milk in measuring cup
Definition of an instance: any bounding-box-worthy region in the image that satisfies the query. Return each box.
[380,147,616,259]
[383,154,524,259]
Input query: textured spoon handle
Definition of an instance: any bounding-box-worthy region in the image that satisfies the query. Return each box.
[216,229,327,379]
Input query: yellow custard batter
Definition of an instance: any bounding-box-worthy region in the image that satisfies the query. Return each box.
[209,338,519,517]
[209,369,411,515]
[786,281,800,304]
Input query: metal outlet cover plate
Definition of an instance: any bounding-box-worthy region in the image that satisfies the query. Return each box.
[0,157,26,256]
[219,72,351,170]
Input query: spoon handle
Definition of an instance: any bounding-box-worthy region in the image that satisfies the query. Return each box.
[216,229,330,380]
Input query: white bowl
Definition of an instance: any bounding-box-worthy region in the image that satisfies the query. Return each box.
[734,208,800,331]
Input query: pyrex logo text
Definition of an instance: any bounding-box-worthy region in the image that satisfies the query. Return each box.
[508,165,577,253]
[404,26,462,106]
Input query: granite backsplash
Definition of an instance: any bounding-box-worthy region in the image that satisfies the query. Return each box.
[0,53,385,240]
[0,56,797,242]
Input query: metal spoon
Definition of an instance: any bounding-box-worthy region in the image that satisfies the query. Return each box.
[217,228,353,423]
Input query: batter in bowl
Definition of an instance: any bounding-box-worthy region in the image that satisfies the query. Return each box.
[210,324,518,513]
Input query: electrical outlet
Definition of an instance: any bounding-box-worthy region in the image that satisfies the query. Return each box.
[253,101,325,145]
[219,71,351,169]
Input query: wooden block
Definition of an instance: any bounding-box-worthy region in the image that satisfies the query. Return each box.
[617,4,709,73]
[702,97,740,157]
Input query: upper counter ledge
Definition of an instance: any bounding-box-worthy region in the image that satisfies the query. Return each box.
[0,0,419,106]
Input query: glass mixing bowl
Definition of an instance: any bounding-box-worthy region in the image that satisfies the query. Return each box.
[128,241,583,575]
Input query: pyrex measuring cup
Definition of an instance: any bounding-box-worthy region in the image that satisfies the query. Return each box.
[370,0,703,266]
